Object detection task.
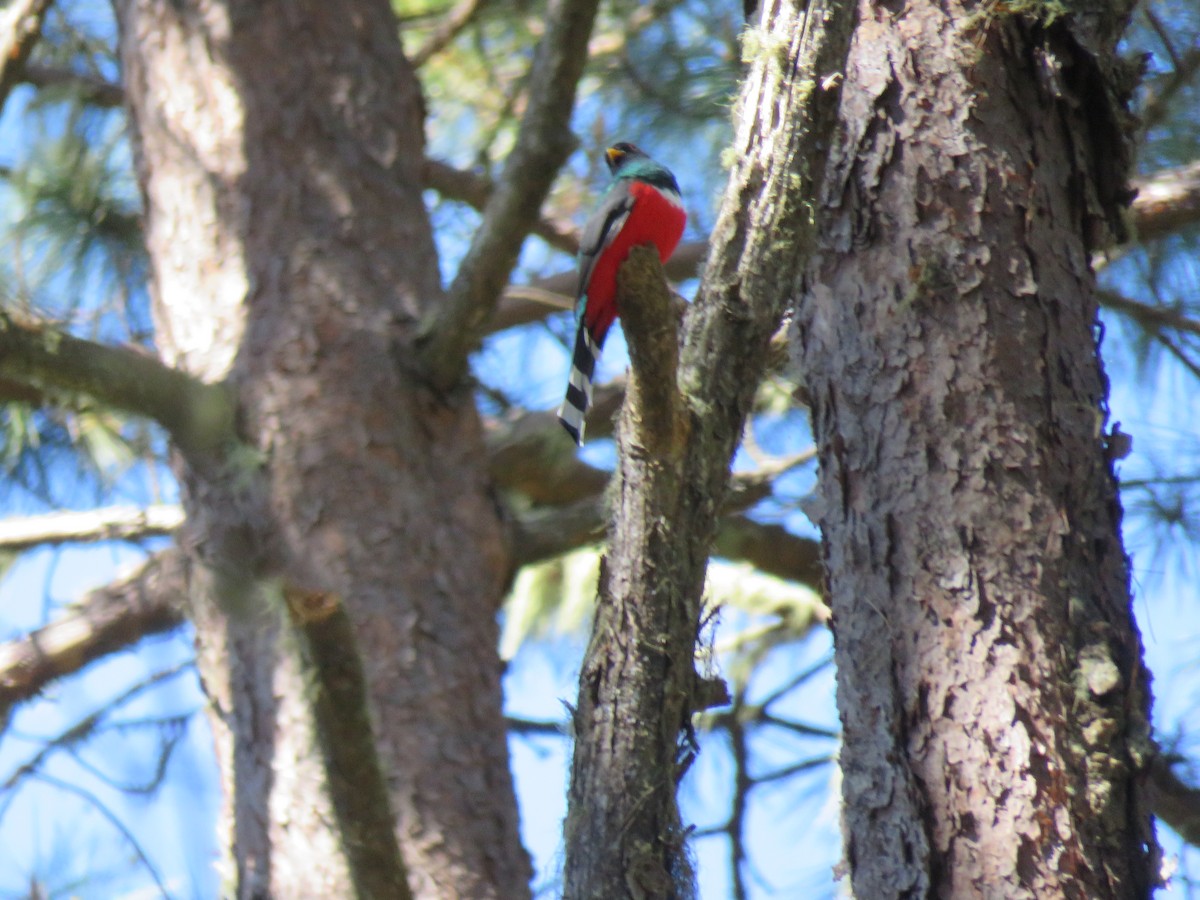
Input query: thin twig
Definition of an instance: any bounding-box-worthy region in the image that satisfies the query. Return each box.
[27,771,172,899]
[1099,288,1200,338]
[1138,8,1200,132]
[410,0,490,67]
[424,157,580,255]
[2,662,192,793]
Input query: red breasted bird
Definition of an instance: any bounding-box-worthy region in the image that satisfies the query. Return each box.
[557,142,686,445]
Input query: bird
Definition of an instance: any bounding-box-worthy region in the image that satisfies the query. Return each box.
[556,142,687,445]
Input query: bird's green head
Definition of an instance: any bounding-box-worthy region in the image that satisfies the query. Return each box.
[605,142,650,176]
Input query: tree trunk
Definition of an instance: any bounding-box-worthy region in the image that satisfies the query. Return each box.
[793,1,1157,896]
[114,1,529,896]
[561,0,857,895]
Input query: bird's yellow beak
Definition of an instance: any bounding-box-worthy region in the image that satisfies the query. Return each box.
[606,146,624,167]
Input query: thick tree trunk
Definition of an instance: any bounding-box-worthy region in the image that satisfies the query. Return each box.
[793,1,1156,897]
[115,1,529,897]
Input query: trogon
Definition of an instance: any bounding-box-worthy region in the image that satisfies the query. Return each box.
[557,142,686,445]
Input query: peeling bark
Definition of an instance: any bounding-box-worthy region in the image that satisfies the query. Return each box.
[792,1,1157,895]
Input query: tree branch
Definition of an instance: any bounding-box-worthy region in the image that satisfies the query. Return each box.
[562,0,856,893]
[1146,753,1200,847]
[423,157,580,255]
[25,47,1197,258]
[0,549,188,717]
[483,151,1200,336]
[19,62,126,108]
[512,491,824,592]
[0,466,819,735]
[1099,288,1200,337]
[27,771,172,896]
[409,0,490,67]
[509,495,607,565]
[486,384,623,503]
[0,0,51,112]
[712,517,823,590]
[1129,160,1200,243]
[0,504,183,552]
[1138,7,1200,133]
[0,311,236,464]
[487,240,709,334]
[417,0,601,389]
[2,663,192,792]
[614,246,688,455]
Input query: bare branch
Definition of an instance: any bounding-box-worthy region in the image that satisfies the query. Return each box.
[1138,7,1200,133]
[615,246,688,455]
[424,157,580,255]
[1146,753,1200,847]
[753,753,833,785]
[505,715,565,737]
[486,387,622,503]
[513,493,824,592]
[1129,160,1200,243]
[2,663,192,792]
[0,311,236,464]
[0,0,52,112]
[409,0,490,67]
[27,771,171,898]
[1099,288,1200,338]
[19,62,125,107]
[0,504,183,552]
[0,549,187,715]
[509,496,605,565]
[712,517,823,590]
[1153,329,1200,380]
[418,0,602,389]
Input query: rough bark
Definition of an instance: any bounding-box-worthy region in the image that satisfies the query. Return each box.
[791,0,1157,895]
[114,1,528,897]
[561,0,857,895]
[563,251,705,900]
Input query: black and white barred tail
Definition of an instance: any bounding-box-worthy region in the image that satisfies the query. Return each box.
[557,323,602,445]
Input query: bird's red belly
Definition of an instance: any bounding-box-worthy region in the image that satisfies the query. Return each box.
[584,184,686,337]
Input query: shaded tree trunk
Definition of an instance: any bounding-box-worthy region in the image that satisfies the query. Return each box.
[793,0,1157,896]
[114,1,529,896]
